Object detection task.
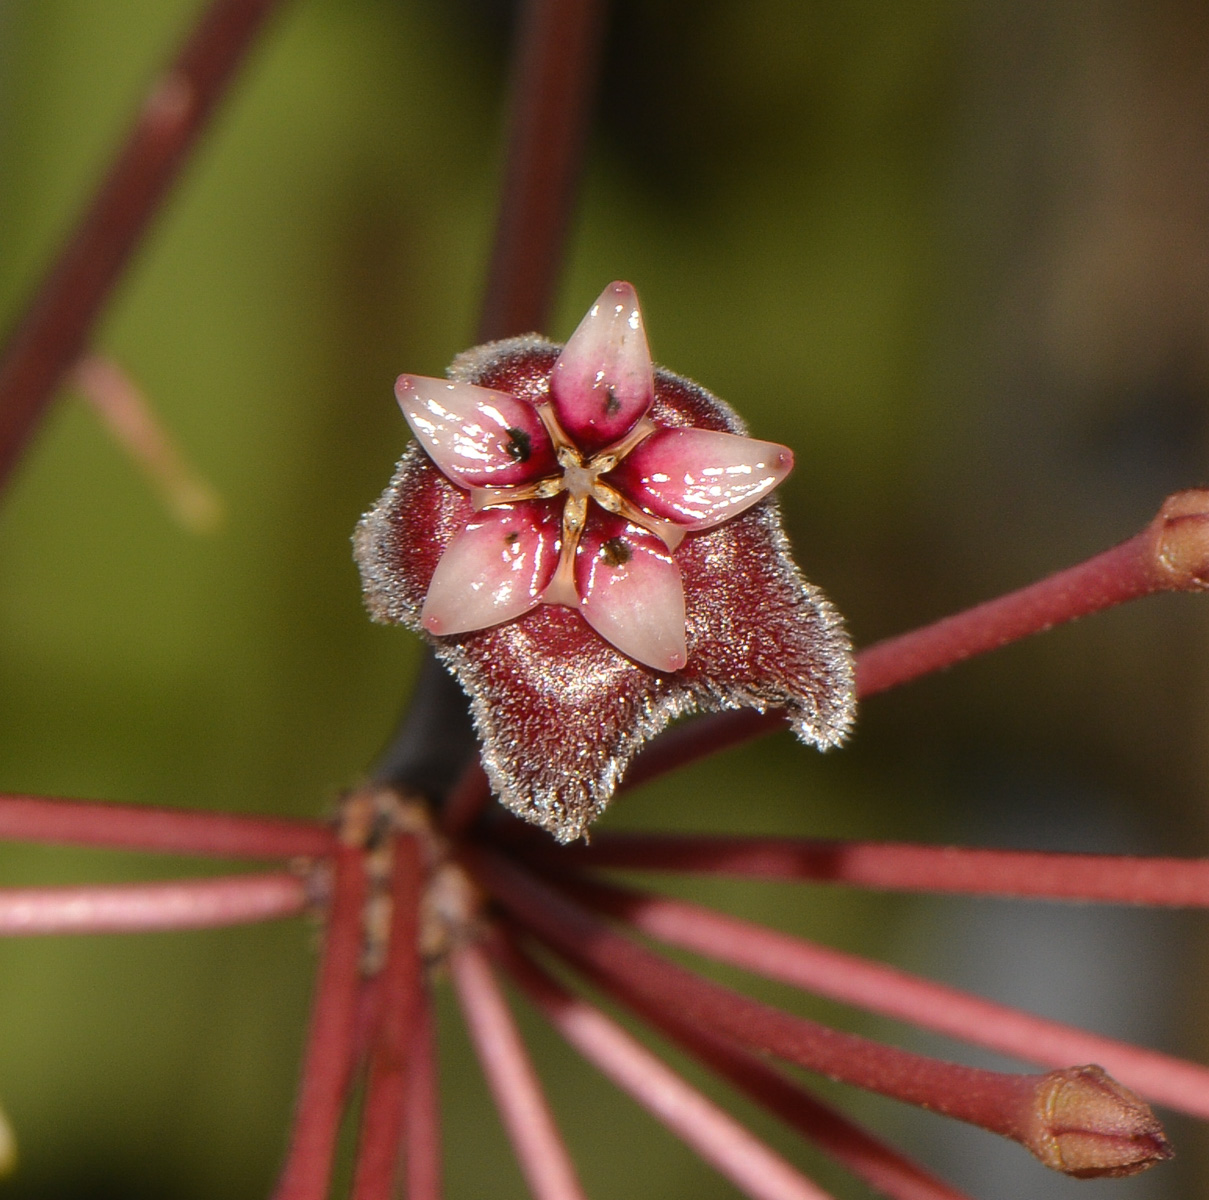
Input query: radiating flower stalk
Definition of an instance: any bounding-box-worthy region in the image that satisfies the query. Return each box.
[5,1,1209,1199]
[4,480,1209,1198]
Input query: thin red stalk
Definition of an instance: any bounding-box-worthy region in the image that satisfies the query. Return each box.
[651,1006,973,1200]
[496,933,838,1200]
[70,354,222,532]
[558,872,1209,1119]
[0,793,334,859]
[502,918,972,1200]
[272,845,366,1200]
[471,849,1070,1145]
[351,960,386,1069]
[856,490,1209,698]
[525,832,1209,905]
[351,835,424,1200]
[624,489,1209,789]
[619,709,784,795]
[476,0,607,344]
[0,0,285,490]
[0,871,306,935]
[450,940,589,1200]
[404,979,443,1200]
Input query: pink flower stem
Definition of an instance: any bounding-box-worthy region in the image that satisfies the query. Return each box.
[556,871,1209,1119]
[272,845,367,1200]
[625,488,1209,789]
[404,979,443,1200]
[449,939,589,1200]
[619,709,783,795]
[519,832,1209,906]
[0,871,309,935]
[0,793,335,859]
[495,932,841,1200]
[69,354,222,533]
[651,1007,973,1200]
[0,0,286,490]
[351,835,424,1200]
[505,914,972,1200]
[469,849,1090,1150]
[476,0,607,343]
[855,489,1209,698]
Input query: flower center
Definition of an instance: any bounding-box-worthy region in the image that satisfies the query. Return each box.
[558,449,601,501]
[467,401,683,611]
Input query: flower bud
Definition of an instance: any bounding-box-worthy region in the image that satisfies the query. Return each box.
[1153,488,1209,589]
[1027,1065,1172,1179]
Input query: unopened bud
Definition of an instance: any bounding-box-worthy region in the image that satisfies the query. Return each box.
[1026,1065,1172,1179]
[1152,488,1209,590]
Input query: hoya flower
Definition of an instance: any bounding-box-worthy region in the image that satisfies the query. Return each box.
[356,282,854,840]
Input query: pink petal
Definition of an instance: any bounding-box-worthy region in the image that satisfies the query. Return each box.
[356,337,854,843]
[421,504,560,636]
[608,428,793,531]
[395,374,555,488]
[575,517,687,672]
[549,281,654,453]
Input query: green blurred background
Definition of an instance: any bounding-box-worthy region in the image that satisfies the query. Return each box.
[1,1,1208,1196]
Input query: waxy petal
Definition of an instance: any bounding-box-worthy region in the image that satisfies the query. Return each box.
[549,281,654,453]
[396,374,555,488]
[609,428,794,531]
[420,504,560,636]
[575,518,687,672]
[357,329,855,844]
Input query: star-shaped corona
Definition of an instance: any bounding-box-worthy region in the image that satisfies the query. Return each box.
[356,282,855,840]
[395,282,794,671]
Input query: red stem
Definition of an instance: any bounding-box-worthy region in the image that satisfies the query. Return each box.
[0,0,285,490]
[0,793,334,859]
[619,709,783,794]
[0,871,307,935]
[450,939,588,1200]
[525,832,1209,905]
[476,0,608,344]
[658,1014,973,1200]
[558,872,1209,1119]
[510,915,972,1200]
[625,489,1209,789]
[351,835,424,1200]
[854,510,1199,698]
[404,979,443,1200]
[272,845,366,1200]
[470,848,1059,1145]
[497,933,839,1200]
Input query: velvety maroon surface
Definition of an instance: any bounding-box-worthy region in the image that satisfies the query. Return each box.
[356,337,854,841]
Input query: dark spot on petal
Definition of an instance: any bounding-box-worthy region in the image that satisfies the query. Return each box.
[504,427,531,462]
[601,536,632,567]
[504,532,520,545]
[603,386,621,416]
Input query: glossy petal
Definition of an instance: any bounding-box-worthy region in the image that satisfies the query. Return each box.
[549,281,654,453]
[357,333,855,844]
[395,374,555,488]
[420,505,560,636]
[609,428,794,531]
[575,517,687,672]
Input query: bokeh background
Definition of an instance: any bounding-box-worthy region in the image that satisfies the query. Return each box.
[1,1,1208,1196]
